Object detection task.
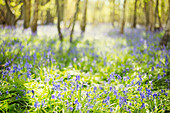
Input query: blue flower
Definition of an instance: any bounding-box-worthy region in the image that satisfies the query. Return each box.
[6,90,9,94]
[106,96,110,101]
[70,107,73,111]
[93,87,97,93]
[34,101,39,108]
[140,103,145,109]
[16,96,18,100]
[110,108,113,112]
[51,94,55,99]
[76,75,80,81]
[109,86,112,91]
[0,91,2,95]
[157,75,162,80]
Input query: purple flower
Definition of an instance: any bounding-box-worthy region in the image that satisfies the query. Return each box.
[76,75,80,81]
[6,90,9,94]
[140,103,145,109]
[106,96,110,101]
[109,86,112,91]
[51,94,55,99]
[93,87,97,93]
[34,101,39,108]
[157,75,162,80]
[70,107,73,111]
[110,108,113,112]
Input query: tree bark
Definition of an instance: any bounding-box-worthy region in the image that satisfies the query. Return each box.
[60,0,64,21]
[160,11,170,47]
[111,0,115,27]
[46,10,54,24]
[154,0,162,31]
[56,0,63,41]
[149,0,154,32]
[31,0,39,35]
[80,0,88,33]
[132,0,138,28]
[23,0,31,29]
[144,0,150,32]
[160,0,170,47]
[120,0,126,34]
[70,0,80,43]
[4,0,16,26]
[46,0,54,24]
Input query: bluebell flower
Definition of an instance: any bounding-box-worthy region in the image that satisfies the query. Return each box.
[70,107,73,111]
[110,107,113,112]
[140,103,145,109]
[41,100,45,107]
[64,88,67,91]
[34,101,39,108]
[106,96,110,101]
[6,90,9,94]
[76,75,80,81]
[157,75,162,80]
[161,89,164,93]
[0,91,2,95]
[109,86,112,91]
[93,86,97,93]
[51,94,55,99]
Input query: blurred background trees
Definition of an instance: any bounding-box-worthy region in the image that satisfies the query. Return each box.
[0,0,169,45]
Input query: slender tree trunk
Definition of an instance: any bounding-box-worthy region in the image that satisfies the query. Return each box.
[144,1,150,32]
[157,0,162,29]
[4,0,16,26]
[46,0,54,24]
[132,0,138,28]
[160,10,170,47]
[23,0,31,29]
[63,0,68,28]
[46,10,54,24]
[60,0,64,21]
[110,0,115,27]
[31,0,39,35]
[149,0,154,32]
[160,0,170,47]
[120,0,126,34]
[161,0,165,26]
[70,0,80,43]
[154,0,162,31]
[80,0,88,33]
[56,0,63,41]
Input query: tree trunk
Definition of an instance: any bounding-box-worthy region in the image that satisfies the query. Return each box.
[120,0,126,34]
[154,0,162,31]
[70,0,80,43]
[60,0,64,21]
[80,0,88,33]
[111,0,115,27]
[56,0,63,41]
[144,0,150,32]
[46,0,54,24]
[46,10,54,24]
[160,11,170,47]
[31,0,39,35]
[149,0,154,32]
[23,0,31,29]
[160,0,170,47]
[132,0,138,28]
[4,0,16,26]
